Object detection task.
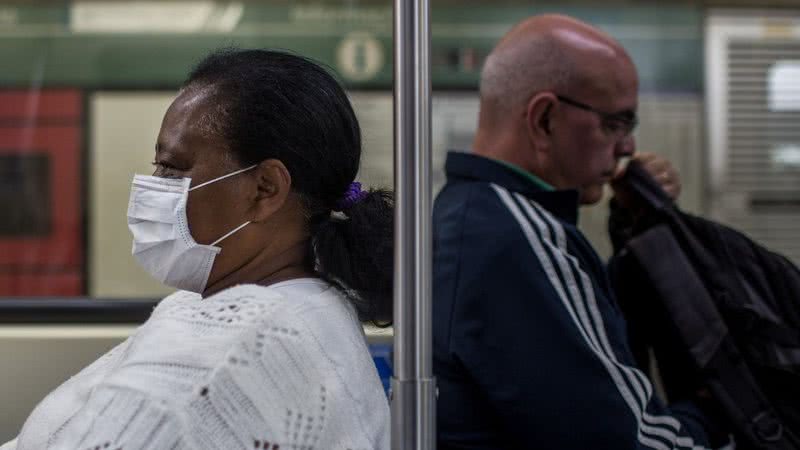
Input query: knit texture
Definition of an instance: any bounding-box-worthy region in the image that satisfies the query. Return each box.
[3,280,389,450]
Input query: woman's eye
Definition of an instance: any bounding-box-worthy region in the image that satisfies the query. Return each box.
[151,161,183,178]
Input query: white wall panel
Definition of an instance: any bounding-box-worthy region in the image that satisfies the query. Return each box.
[90,92,175,298]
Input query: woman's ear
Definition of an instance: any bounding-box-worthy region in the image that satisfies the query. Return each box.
[250,159,292,222]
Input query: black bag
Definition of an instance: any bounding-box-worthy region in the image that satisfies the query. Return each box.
[609,160,800,450]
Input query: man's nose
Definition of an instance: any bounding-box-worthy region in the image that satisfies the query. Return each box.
[615,134,635,157]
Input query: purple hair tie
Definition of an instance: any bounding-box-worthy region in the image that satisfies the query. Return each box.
[335,182,368,211]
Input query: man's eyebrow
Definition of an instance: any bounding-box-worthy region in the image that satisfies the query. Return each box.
[613,109,637,122]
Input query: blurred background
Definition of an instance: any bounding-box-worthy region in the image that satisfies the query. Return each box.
[0,0,798,440]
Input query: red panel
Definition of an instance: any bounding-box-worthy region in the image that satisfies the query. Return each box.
[0,90,83,296]
[0,89,81,121]
[0,274,82,297]
[0,127,82,267]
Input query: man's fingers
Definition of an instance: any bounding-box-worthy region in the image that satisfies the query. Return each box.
[632,152,659,167]
[625,152,682,201]
[637,154,668,173]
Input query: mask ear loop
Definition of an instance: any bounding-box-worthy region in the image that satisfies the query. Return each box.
[189,164,258,247]
[210,221,251,247]
[189,164,258,192]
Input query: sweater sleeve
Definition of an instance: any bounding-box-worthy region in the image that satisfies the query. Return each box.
[37,328,328,450]
[12,336,135,450]
[40,301,384,450]
[439,185,712,450]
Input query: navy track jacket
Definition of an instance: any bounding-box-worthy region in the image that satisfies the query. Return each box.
[433,152,714,450]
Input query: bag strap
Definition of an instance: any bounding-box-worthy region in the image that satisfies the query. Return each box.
[627,227,799,449]
[755,323,800,349]
[751,323,800,368]
[627,226,727,366]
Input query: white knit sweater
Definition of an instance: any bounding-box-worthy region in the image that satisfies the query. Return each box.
[2,280,390,450]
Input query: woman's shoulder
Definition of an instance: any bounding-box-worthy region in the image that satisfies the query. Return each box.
[205,281,369,373]
[97,282,344,399]
[149,280,352,333]
[213,279,352,319]
[150,284,294,325]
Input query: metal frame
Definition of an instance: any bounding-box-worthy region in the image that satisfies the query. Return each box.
[391,0,436,448]
[0,298,158,323]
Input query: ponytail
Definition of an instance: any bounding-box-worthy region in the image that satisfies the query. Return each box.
[311,189,393,326]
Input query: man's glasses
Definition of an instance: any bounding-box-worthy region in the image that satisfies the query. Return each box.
[556,95,638,140]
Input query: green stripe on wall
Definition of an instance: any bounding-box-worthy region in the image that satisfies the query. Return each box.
[0,3,702,91]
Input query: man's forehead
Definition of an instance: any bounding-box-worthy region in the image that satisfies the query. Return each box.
[570,59,638,110]
[546,25,638,101]
[552,27,621,61]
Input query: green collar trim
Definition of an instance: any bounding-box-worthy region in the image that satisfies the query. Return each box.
[492,159,555,191]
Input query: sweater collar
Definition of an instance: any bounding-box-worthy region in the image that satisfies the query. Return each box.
[444,151,580,225]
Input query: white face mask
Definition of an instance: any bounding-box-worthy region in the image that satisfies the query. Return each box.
[126,165,257,293]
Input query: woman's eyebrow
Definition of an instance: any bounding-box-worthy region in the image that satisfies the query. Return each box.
[154,141,183,159]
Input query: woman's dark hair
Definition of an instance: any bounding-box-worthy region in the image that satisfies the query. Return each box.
[185,48,392,324]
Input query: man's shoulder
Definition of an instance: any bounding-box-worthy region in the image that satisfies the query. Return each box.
[434,181,523,235]
[435,181,580,247]
[433,182,565,281]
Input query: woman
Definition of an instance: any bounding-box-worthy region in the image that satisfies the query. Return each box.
[3,49,392,450]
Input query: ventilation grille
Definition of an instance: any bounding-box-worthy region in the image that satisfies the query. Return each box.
[724,39,800,264]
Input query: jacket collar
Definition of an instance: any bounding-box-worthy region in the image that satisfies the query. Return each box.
[444,151,580,225]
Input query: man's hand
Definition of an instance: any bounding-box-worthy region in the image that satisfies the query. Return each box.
[611,152,681,209]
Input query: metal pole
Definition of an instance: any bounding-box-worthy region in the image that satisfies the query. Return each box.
[391,0,435,448]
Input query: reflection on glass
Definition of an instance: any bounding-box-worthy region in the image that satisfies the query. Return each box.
[768,61,800,111]
[771,144,800,169]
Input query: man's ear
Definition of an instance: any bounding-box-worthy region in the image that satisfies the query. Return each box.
[525,92,558,144]
[250,159,292,222]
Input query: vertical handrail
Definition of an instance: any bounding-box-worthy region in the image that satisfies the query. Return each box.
[391,0,435,449]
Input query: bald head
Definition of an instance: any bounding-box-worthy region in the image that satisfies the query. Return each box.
[472,14,639,204]
[479,14,634,122]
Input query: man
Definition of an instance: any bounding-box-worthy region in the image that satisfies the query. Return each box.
[433,14,722,449]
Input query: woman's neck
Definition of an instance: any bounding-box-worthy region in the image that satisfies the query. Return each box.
[202,240,315,298]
